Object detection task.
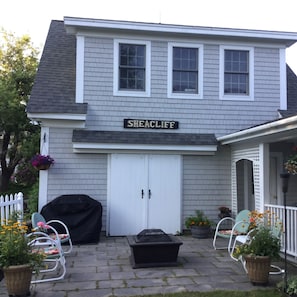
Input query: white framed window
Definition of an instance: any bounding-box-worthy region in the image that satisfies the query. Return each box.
[168,42,203,99]
[220,45,254,100]
[113,39,151,97]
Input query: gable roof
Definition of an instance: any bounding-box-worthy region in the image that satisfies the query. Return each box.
[281,65,297,117]
[27,20,87,115]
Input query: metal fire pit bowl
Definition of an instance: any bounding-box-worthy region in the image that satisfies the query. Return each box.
[127,229,183,268]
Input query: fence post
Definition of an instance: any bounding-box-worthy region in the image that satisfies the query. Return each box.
[17,192,24,222]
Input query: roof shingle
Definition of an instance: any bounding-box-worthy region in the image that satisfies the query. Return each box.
[72,130,217,146]
[27,20,87,114]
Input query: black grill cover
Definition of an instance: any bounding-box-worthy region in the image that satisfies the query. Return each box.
[41,194,102,244]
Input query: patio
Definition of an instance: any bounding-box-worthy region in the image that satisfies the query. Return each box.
[0,235,295,297]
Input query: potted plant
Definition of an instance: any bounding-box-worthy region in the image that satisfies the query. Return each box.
[31,154,54,170]
[218,206,231,219]
[0,219,45,296]
[185,210,212,239]
[285,145,297,175]
[232,210,281,285]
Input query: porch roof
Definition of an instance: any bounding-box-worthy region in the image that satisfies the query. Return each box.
[218,114,297,145]
[72,130,218,154]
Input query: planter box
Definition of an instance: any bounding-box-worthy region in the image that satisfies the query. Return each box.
[127,229,183,268]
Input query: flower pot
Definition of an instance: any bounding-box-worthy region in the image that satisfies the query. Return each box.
[190,226,211,239]
[35,163,51,170]
[3,264,32,296]
[244,255,271,285]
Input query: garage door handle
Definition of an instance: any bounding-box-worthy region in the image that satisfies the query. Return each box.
[148,189,151,199]
[141,189,144,199]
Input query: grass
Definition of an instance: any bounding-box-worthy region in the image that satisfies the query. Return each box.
[130,290,283,297]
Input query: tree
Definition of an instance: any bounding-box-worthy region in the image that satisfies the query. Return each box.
[0,29,40,191]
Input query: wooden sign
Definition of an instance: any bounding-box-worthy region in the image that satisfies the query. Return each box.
[124,119,179,129]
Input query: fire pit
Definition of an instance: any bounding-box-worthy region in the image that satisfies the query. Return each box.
[127,229,183,268]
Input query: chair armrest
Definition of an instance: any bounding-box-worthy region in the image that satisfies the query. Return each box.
[46,219,70,235]
[214,217,235,232]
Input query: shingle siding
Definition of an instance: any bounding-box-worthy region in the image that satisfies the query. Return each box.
[47,128,108,230]
[203,44,220,99]
[82,35,284,136]
[183,146,231,225]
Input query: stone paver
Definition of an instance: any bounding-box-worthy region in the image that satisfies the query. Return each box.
[0,235,295,296]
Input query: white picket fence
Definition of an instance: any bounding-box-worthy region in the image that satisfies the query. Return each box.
[0,192,24,225]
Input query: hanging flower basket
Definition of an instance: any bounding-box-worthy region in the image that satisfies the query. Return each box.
[31,154,54,170]
[35,163,51,170]
[285,146,297,175]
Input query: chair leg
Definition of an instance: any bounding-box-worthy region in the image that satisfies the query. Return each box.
[213,234,230,250]
[270,264,285,275]
[63,238,73,254]
[31,256,66,283]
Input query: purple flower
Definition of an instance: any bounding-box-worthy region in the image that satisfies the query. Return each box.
[31,154,54,167]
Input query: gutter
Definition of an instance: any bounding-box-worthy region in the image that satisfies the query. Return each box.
[218,115,297,145]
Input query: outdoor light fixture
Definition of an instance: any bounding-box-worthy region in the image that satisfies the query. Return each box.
[280,172,290,292]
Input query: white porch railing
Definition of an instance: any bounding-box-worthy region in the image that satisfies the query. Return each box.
[0,192,23,225]
[265,203,297,258]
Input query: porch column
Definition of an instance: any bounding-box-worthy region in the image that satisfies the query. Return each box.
[259,143,269,212]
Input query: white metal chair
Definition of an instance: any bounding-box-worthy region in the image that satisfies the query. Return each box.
[31,212,73,254]
[27,231,66,283]
[213,209,250,254]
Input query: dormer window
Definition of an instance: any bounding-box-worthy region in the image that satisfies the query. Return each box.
[168,42,203,99]
[114,39,151,97]
[220,46,254,100]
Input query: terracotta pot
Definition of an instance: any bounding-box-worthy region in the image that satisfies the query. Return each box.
[244,255,271,285]
[3,264,32,296]
[190,226,211,239]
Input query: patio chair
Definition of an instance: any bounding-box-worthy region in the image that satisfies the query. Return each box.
[27,231,66,283]
[213,209,250,253]
[31,212,73,254]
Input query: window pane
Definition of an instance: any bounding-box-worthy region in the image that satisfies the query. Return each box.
[173,71,198,92]
[225,50,248,73]
[225,73,248,94]
[119,69,145,90]
[119,44,145,90]
[224,50,249,95]
[172,47,198,93]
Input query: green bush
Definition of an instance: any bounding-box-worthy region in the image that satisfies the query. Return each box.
[26,182,39,216]
[277,275,297,296]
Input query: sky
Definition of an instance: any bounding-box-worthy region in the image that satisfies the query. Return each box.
[1,0,297,72]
